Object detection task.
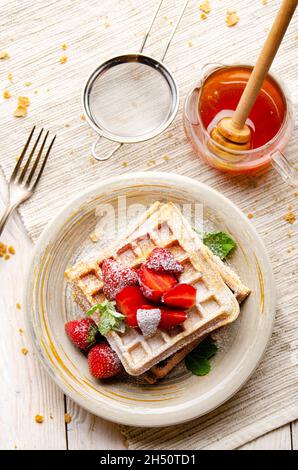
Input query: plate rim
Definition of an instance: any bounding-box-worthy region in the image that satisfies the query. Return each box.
[24,171,276,427]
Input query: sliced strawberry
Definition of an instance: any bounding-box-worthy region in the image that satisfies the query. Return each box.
[115,286,147,328]
[146,247,184,275]
[140,304,187,330]
[162,283,197,309]
[101,258,138,300]
[138,264,177,302]
[159,309,187,330]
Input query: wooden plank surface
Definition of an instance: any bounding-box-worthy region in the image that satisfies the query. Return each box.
[291,420,298,450]
[0,181,295,450]
[0,182,66,450]
[240,425,291,450]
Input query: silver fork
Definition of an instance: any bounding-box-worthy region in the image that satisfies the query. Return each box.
[0,126,56,237]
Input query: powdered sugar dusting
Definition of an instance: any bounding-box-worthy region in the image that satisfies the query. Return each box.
[146,248,184,274]
[137,308,161,338]
[102,258,138,300]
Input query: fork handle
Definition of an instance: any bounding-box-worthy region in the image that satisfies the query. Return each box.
[0,204,17,237]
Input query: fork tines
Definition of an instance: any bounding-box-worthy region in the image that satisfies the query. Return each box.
[11,126,56,190]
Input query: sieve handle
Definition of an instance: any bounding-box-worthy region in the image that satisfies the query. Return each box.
[139,0,189,61]
[160,0,189,62]
[91,136,123,161]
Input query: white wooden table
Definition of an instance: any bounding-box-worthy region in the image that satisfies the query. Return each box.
[0,184,297,450]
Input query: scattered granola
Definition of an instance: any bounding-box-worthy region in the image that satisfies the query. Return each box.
[64,413,72,424]
[0,241,7,257]
[283,211,296,224]
[18,96,30,107]
[188,40,193,48]
[8,245,16,255]
[122,161,128,167]
[16,303,21,310]
[226,9,239,27]
[24,81,32,87]
[80,114,85,120]
[287,229,293,238]
[102,16,110,29]
[19,328,23,335]
[200,1,211,14]
[147,159,156,167]
[163,155,170,162]
[3,90,11,99]
[247,213,254,219]
[21,348,28,355]
[200,13,207,20]
[0,51,10,59]
[35,414,44,424]
[61,43,68,50]
[59,55,67,64]
[7,72,13,83]
[14,96,30,118]
[4,254,10,260]
[261,0,268,4]
[163,16,173,26]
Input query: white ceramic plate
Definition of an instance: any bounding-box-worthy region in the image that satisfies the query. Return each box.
[25,172,275,427]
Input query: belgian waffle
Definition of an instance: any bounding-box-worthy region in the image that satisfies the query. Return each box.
[65,201,250,376]
[143,337,206,384]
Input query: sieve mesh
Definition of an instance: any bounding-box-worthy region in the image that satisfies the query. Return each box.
[88,60,176,141]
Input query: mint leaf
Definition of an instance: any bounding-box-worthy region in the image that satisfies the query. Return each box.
[195,336,218,359]
[203,231,236,260]
[185,336,218,376]
[86,300,125,336]
[86,304,101,316]
[185,355,211,376]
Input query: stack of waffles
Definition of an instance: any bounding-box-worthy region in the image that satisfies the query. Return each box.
[65,202,250,383]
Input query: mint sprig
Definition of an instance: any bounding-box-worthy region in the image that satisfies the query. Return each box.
[185,336,218,376]
[86,300,125,336]
[203,232,236,260]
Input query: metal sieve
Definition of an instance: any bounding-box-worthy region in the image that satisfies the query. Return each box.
[82,0,188,161]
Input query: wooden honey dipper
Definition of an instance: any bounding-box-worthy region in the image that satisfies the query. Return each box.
[210,0,297,155]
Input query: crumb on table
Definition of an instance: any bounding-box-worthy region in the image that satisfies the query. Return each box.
[16,302,21,310]
[14,96,30,118]
[226,10,239,27]
[283,211,296,224]
[35,414,44,424]
[0,51,10,59]
[21,348,28,355]
[61,43,68,50]
[199,1,211,14]
[247,213,254,219]
[59,55,67,64]
[64,413,72,424]
[3,90,11,99]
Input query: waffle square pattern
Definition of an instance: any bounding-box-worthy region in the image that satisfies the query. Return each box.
[65,202,250,376]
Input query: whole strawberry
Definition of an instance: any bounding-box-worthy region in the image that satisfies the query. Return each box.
[88,342,122,379]
[65,317,98,351]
